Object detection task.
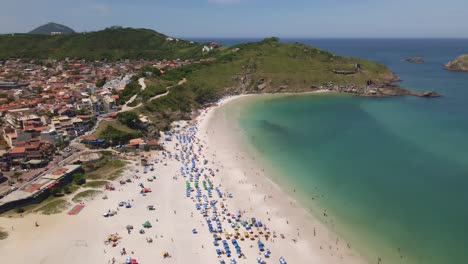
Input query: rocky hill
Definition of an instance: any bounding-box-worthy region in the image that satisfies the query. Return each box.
[445,55,468,71]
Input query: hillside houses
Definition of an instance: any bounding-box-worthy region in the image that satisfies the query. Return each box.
[0,56,215,170]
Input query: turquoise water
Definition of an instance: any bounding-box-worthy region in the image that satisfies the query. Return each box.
[236,40,468,264]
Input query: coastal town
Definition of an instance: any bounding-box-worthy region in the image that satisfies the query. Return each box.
[0,56,216,211]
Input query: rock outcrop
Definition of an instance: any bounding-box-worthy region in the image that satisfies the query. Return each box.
[445,55,468,71]
[317,82,440,98]
[403,57,424,63]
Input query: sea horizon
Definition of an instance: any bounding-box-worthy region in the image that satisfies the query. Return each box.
[188,37,468,45]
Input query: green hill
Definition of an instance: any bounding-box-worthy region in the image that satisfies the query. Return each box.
[0,27,206,60]
[134,38,403,133]
[29,22,75,35]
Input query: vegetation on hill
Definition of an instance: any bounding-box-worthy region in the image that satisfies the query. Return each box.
[100,125,142,146]
[34,199,71,215]
[29,22,75,35]
[119,77,142,102]
[0,229,8,240]
[0,27,208,60]
[81,151,127,180]
[72,190,103,203]
[135,37,398,134]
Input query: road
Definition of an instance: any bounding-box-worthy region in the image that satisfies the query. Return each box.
[120,77,147,112]
[119,78,186,113]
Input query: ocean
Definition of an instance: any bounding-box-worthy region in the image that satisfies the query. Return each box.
[200,39,468,264]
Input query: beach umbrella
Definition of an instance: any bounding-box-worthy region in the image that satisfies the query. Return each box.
[143,221,152,228]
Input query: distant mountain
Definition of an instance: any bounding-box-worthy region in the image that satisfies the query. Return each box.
[28,22,75,35]
[0,27,206,60]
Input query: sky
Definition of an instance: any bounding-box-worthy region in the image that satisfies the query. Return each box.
[1,0,468,38]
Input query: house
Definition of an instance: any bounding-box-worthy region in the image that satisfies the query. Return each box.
[127,138,146,149]
[202,46,213,52]
[146,140,161,150]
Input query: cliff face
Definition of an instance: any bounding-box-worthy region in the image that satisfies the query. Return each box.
[445,55,468,71]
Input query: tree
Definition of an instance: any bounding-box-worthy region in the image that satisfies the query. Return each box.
[63,186,72,194]
[34,86,43,94]
[50,186,63,197]
[117,111,141,129]
[100,125,140,145]
[12,171,22,182]
[96,77,107,88]
[76,108,89,115]
[73,173,86,185]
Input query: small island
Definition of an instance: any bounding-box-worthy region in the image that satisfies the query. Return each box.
[403,57,424,63]
[445,55,468,71]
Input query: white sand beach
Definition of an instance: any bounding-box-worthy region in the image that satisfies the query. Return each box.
[0,93,365,264]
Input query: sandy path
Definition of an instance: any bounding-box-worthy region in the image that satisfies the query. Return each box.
[120,77,147,112]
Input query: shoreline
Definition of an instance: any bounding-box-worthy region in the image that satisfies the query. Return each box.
[195,92,367,263]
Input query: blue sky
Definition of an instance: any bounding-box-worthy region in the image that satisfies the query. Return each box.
[1,0,468,38]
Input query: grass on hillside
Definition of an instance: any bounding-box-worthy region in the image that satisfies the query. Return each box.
[140,78,172,101]
[82,153,128,180]
[66,183,81,194]
[72,190,103,203]
[34,199,71,215]
[83,180,111,188]
[119,78,142,102]
[127,98,142,107]
[91,120,139,138]
[0,229,8,240]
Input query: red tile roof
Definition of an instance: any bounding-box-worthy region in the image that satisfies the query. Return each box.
[9,146,26,154]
